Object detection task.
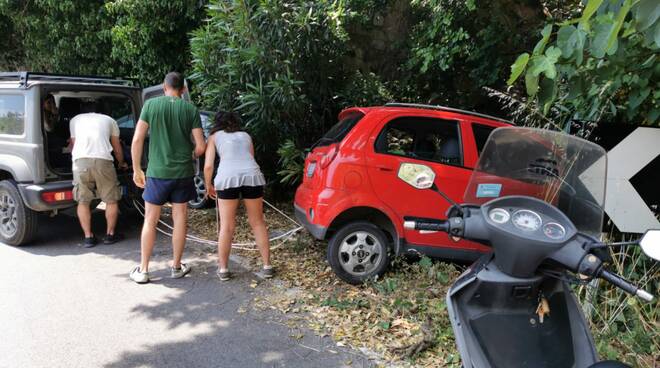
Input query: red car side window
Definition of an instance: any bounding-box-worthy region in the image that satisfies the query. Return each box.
[375,116,462,166]
[472,123,496,156]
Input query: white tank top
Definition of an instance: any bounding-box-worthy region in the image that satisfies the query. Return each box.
[212,131,266,190]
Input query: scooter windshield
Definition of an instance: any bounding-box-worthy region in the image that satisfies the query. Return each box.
[464,127,607,237]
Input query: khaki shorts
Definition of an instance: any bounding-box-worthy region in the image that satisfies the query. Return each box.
[73,158,121,203]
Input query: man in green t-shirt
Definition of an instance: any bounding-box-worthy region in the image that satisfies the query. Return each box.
[129,72,206,284]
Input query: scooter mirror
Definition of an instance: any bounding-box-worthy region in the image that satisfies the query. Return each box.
[397,163,436,189]
[639,229,660,261]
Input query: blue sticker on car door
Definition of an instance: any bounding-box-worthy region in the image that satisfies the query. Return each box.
[476,183,502,198]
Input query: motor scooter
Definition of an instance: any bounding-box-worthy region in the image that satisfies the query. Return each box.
[397,127,658,368]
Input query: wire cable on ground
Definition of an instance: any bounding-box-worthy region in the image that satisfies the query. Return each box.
[132,199,303,251]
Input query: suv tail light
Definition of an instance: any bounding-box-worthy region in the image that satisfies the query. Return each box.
[41,190,73,203]
[319,145,338,169]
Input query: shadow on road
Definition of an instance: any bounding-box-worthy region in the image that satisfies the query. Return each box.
[102,262,369,368]
[4,209,372,367]
[12,209,167,263]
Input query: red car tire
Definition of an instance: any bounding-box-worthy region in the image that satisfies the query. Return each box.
[327,221,391,284]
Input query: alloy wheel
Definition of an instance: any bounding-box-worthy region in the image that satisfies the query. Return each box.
[189,175,207,207]
[338,231,384,276]
[0,190,18,238]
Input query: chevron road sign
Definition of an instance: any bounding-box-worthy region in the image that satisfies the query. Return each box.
[598,127,660,234]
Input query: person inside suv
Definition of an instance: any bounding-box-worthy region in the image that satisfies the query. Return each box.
[43,93,72,170]
[42,94,59,133]
[70,100,128,247]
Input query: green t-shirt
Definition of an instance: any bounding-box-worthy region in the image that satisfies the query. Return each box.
[139,96,202,179]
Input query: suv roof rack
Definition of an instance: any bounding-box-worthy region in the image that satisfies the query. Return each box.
[0,72,140,88]
[384,102,512,124]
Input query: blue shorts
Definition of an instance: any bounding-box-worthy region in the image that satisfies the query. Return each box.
[143,177,196,205]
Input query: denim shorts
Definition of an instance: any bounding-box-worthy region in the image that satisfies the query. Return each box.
[143,177,196,205]
[217,185,264,200]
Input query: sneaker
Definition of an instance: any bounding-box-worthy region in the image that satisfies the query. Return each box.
[261,267,275,279]
[171,263,191,279]
[83,236,98,248]
[103,233,123,245]
[216,268,231,281]
[130,266,150,284]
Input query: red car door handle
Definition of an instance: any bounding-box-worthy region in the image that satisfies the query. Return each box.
[377,165,394,172]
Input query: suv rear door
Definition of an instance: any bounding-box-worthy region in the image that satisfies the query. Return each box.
[366,114,487,253]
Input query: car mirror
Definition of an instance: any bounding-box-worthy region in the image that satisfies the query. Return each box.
[639,229,660,261]
[397,163,436,189]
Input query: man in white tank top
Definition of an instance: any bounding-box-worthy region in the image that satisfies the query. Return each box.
[69,101,128,248]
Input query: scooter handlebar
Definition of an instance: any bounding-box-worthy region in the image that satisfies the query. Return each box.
[403,218,449,232]
[599,269,655,303]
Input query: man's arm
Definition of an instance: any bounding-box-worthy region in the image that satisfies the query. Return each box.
[131,120,149,188]
[109,119,126,169]
[192,127,206,158]
[110,136,127,169]
[67,117,76,152]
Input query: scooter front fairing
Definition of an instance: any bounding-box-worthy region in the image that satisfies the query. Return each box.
[447,254,598,368]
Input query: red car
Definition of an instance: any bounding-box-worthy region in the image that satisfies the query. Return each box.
[294,103,513,284]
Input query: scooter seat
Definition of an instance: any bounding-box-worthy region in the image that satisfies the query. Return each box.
[588,361,631,368]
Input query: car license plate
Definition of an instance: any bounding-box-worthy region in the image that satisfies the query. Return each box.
[306,162,316,178]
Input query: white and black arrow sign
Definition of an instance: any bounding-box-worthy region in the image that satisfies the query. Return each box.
[600,127,660,234]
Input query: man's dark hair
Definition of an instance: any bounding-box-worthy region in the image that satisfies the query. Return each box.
[81,100,98,113]
[164,72,184,90]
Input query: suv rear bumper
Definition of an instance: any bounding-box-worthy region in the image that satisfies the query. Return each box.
[18,181,76,212]
[294,204,328,240]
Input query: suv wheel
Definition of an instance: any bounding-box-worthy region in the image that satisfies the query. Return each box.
[0,181,38,246]
[188,174,209,209]
[327,221,390,285]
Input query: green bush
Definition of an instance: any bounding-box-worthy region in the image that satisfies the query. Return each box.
[0,0,115,76]
[190,0,350,185]
[106,0,206,85]
[0,0,205,85]
[276,139,306,186]
[506,0,660,127]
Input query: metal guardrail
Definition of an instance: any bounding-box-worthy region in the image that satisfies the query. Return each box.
[0,72,139,88]
[385,102,512,124]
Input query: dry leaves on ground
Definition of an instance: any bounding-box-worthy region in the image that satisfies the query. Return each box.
[175,205,464,367]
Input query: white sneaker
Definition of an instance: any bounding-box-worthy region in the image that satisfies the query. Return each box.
[130,266,150,284]
[171,263,191,279]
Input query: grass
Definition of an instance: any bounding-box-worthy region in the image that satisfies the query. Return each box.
[577,238,659,367]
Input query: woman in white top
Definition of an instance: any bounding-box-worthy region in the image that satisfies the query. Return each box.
[204,112,272,280]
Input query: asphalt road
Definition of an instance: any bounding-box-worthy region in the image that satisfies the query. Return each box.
[0,210,372,368]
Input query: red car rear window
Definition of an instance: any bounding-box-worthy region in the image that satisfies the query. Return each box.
[312,112,365,148]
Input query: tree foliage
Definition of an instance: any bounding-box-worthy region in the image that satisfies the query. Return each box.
[0,0,115,75]
[0,0,205,85]
[106,0,205,85]
[394,0,546,111]
[507,0,660,128]
[190,0,349,180]
[190,0,547,185]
